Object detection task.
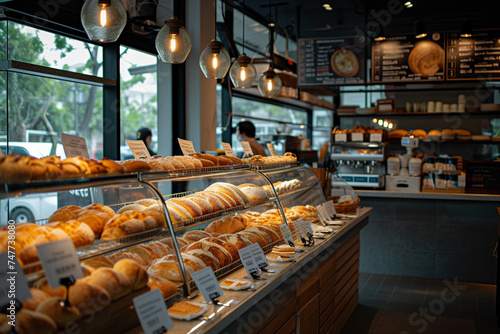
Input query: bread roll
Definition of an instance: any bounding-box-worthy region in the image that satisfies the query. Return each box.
[189,153,218,165]
[223,156,243,165]
[135,198,159,207]
[19,227,70,264]
[113,259,148,290]
[101,157,125,174]
[101,211,157,240]
[237,184,269,203]
[107,251,147,267]
[49,220,95,248]
[0,154,32,184]
[411,129,427,138]
[205,217,245,234]
[147,253,205,281]
[68,281,111,314]
[164,156,185,169]
[48,205,82,223]
[82,203,115,217]
[86,267,133,301]
[22,288,50,311]
[83,255,114,270]
[122,159,151,173]
[428,129,442,136]
[29,157,48,181]
[77,209,112,238]
[197,158,215,167]
[147,276,179,299]
[0,309,57,334]
[36,297,81,328]
[32,278,66,299]
[125,244,157,264]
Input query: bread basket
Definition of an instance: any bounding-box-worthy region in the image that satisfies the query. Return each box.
[328,195,360,214]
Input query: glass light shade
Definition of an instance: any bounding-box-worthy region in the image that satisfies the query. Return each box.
[199,40,230,79]
[156,17,192,64]
[81,0,127,43]
[229,54,257,88]
[258,68,282,98]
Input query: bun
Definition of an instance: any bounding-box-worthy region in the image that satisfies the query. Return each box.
[113,259,148,290]
[411,129,427,138]
[147,253,206,281]
[76,210,112,238]
[82,255,114,270]
[0,309,57,334]
[107,251,147,267]
[147,276,179,299]
[35,297,81,328]
[22,288,50,311]
[101,157,125,174]
[49,220,95,248]
[101,211,158,240]
[388,129,410,139]
[82,203,115,217]
[86,268,133,300]
[68,281,111,314]
[205,217,245,234]
[48,205,82,223]
[122,159,151,173]
[428,130,442,136]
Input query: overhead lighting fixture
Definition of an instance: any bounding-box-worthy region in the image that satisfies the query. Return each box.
[323,3,333,10]
[375,26,386,41]
[258,68,282,98]
[199,2,231,79]
[460,17,472,38]
[200,40,231,79]
[229,3,257,88]
[404,1,414,8]
[81,0,127,42]
[155,17,192,64]
[413,19,427,39]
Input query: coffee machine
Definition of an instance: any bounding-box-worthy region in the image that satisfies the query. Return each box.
[331,142,387,188]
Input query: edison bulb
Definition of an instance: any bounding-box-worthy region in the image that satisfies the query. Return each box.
[240,67,246,81]
[267,79,273,91]
[99,6,107,27]
[383,121,388,127]
[378,119,383,126]
[212,54,218,69]
[169,34,177,52]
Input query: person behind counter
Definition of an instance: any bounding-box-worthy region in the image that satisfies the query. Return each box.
[235,121,266,157]
[136,127,156,156]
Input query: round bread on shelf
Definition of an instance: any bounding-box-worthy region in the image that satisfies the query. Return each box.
[202,237,239,262]
[191,192,226,211]
[184,240,233,267]
[124,244,158,265]
[22,288,50,311]
[183,230,212,243]
[147,253,205,281]
[116,203,147,214]
[204,191,235,208]
[107,251,147,267]
[101,157,125,175]
[0,309,57,334]
[167,197,204,218]
[82,255,114,270]
[141,208,166,227]
[147,276,179,299]
[35,297,81,328]
[86,267,133,301]
[48,220,95,248]
[76,209,113,238]
[68,281,112,314]
[237,184,269,203]
[82,203,115,217]
[186,249,221,271]
[101,210,157,240]
[245,226,275,244]
[145,241,172,259]
[166,202,192,223]
[185,196,214,215]
[19,227,70,265]
[204,216,246,234]
[113,259,148,290]
[135,198,160,207]
[206,182,252,206]
[163,156,185,169]
[236,231,268,249]
[121,159,151,173]
[48,205,82,223]
[218,234,252,250]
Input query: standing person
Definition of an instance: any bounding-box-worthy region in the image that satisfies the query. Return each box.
[136,127,156,156]
[235,121,266,157]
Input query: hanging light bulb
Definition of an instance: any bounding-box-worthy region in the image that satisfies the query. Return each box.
[258,68,282,98]
[229,54,257,88]
[81,0,127,43]
[199,40,231,79]
[156,17,192,64]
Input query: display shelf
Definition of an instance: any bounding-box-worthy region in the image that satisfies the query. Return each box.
[337,111,500,118]
[251,162,301,172]
[386,139,500,145]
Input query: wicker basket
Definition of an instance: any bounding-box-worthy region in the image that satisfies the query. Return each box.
[327,196,360,214]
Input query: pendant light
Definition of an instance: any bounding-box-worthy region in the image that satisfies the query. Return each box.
[258,11,282,98]
[156,17,192,63]
[460,17,472,38]
[81,0,127,43]
[229,2,257,88]
[199,2,231,79]
[413,19,427,39]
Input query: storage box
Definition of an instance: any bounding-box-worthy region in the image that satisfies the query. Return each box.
[385,175,421,192]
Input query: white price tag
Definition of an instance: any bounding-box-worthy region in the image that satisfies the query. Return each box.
[292,221,307,240]
[36,239,84,290]
[221,142,235,157]
[266,143,278,156]
[301,220,314,236]
[335,133,347,143]
[351,133,364,142]
[177,138,196,156]
[241,141,254,157]
[248,243,268,269]
[279,224,295,247]
[316,204,330,222]
[0,252,31,307]
[238,246,259,277]
[370,133,383,142]
[325,201,337,218]
[126,139,152,159]
[133,289,174,334]
[191,267,224,303]
[61,133,90,159]
[458,175,466,188]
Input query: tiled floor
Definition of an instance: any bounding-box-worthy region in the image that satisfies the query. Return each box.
[341,273,499,334]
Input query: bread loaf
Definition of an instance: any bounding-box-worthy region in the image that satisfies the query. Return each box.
[113,259,148,290]
[218,234,252,250]
[205,182,251,206]
[185,196,214,215]
[48,205,82,223]
[202,237,239,262]
[101,157,125,174]
[125,244,157,264]
[183,230,212,242]
[186,249,221,271]
[122,159,151,173]
[107,251,147,267]
[35,297,81,328]
[238,184,269,202]
[167,197,203,218]
[86,267,133,300]
[82,203,115,217]
[19,227,70,264]
[22,288,50,311]
[82,255,114,270]
[147,253,205,281]
[145,241,172,259]
[191,192,226,211]
[0,154,32,184]
[0,309,57,334]
[49,220,95,248]
[77,209,112,238]
[147,276,179,299]
[101,211,157,240]
[205,217,245,234]
[68,281,112,314]
[185,240,233,267]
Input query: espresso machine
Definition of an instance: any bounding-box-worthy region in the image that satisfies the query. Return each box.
[331,142,387,188]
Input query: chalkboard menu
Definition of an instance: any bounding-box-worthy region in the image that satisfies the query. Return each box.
[466,161,500,194]
[372,32,445,83]
[298,37,365,86]
[446,30,500,80]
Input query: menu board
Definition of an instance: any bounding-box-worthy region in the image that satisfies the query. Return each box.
[372,32,445,82]
[298,36,365,86]
[446,30,500,80]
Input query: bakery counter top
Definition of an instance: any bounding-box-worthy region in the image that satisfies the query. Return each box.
[355,190,500,202]
[126,207,372,334]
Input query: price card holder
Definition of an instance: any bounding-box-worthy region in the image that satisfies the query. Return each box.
[61,133,90,159]
[126,139,152,159]
[351,133,364,142]
[301,220,315,245]
[238,246,261,280]
[292,220,309,247]
[325,200,337,219]
[316,204,330,225]
[0,252,31,313]
[248,243,275,273]
[335,133,347,143]
[133,289,173,334]
[241,141,253,157]
[191,267,224,305]
[177,138,196,156]
[266,143,278,156]
[279,224,295,247]
[37,239,83,306]
[370,133,382,143]
[221,142,235,157]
